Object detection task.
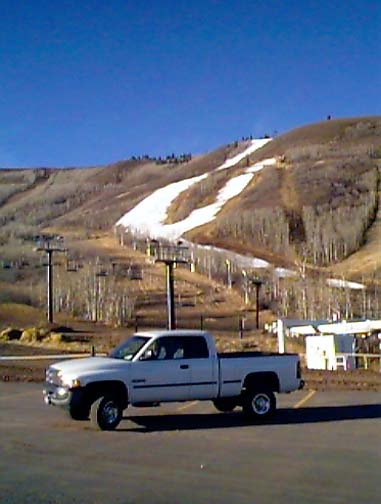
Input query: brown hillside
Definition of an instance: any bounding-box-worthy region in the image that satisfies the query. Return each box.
[1,116,381,330]
[186,116,381,281]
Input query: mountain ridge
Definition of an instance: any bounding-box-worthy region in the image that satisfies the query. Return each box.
[1,116,381,276]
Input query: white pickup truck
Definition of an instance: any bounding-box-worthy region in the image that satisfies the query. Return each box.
[43,329,304,430]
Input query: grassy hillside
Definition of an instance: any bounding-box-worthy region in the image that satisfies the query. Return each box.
[187,117,381,273]
[1,116,381,328]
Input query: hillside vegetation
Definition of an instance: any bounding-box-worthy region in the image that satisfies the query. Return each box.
[187,117,381,267]
[1,116,381,329]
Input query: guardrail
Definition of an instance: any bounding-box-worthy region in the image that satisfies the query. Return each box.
[348,353,381,370]
[301,352,381,371]
[0,352,107,361]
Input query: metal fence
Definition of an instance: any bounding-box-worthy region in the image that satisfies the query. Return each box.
[131,313,261,337]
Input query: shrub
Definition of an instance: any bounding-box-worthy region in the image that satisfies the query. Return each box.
[20,327,46,343]
[45,332,63,344]
[0,327,22,341]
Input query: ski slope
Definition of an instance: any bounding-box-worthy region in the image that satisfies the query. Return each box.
[115,139,365,289]
[115,139,273,240]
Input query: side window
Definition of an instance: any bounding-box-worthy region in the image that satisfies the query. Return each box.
[168,337,185,360]
[141,339,167,360]
[141,336,209,360]
[173,347,184,359]
[183,337,209,359]
[142,337,185,360]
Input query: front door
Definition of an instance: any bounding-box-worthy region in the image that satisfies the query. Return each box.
[129,337,191,403]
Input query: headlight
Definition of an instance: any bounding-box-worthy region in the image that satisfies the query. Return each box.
[56,387,69,397]
[57,372,81,388]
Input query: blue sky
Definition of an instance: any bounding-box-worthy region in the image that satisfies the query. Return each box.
[1,0,380,167]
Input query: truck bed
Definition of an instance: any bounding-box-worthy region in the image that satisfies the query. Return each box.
[218,351,296,358]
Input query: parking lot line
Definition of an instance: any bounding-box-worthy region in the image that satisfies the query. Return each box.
[177,401,199,412]
[293,390,316,409]
[175,392,318,413]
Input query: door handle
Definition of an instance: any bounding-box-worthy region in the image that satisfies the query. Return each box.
[180,364,189,370]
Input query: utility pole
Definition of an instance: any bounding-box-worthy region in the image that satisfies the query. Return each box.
[35,241,66,323]
[242,270,249,305]
[94,270,108,322]
[164,260,176,330]
[225,259,232,288]
[252,277,263,329]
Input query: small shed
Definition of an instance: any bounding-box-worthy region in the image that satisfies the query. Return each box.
[305,334,355,370]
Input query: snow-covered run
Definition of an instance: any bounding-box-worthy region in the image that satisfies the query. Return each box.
[200,243,270,269]
[216,138,271,171]
[326,278,365,290]
[247,157,277,173]
[153,172,256,241]
[116,139,276,240]
[115,173,207,237]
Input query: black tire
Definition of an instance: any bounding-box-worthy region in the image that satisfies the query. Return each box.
[242,389,276,420]
[90,395,123,431]
[213,398,237,413]
[67,403,90,421]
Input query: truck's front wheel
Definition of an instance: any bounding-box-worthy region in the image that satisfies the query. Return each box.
[90,395,123,431]
[242,389,276,420]
[68,403,89,421]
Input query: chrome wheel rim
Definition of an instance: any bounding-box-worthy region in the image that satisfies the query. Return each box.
[103,401,119,424]
[252,394,270,415]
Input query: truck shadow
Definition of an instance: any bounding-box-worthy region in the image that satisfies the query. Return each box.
[120,404,381,432]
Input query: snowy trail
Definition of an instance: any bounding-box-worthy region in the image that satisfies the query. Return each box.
[116,139,274,241]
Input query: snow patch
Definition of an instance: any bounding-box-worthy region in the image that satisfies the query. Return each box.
[115,139,274,241]
[115,173,207,236]
[216,138,272,171]
[326,278,365,290]
[246,157,277,173]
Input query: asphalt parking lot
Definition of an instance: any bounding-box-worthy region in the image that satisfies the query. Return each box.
[0,383,380,504]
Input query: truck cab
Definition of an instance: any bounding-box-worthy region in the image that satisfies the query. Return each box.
[126,331,219,403]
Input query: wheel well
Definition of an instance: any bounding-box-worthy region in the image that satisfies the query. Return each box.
[243,372,280,393]
[84,381,128,409]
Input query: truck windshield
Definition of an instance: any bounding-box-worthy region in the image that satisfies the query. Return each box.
[109,336,150,360]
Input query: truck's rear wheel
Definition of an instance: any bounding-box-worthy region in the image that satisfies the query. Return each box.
[90,395,123,431]
[242,389,276,420]
[213,398,237,413]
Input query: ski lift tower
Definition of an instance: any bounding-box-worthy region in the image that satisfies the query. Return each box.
[35,237,67,323]
[150,240,189,330]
